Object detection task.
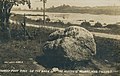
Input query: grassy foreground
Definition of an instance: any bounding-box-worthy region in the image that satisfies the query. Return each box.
[0,24,120,76]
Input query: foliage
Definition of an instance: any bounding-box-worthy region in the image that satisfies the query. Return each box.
[80,21,91,27]
[0,26,119,76]
[0,0,31,38]
[94,22,103,27]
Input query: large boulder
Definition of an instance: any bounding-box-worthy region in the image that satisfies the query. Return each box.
[43,26,96,62]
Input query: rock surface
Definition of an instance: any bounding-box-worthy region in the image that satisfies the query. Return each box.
[43,26,96,61]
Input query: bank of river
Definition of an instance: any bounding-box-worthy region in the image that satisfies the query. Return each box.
[10,11,120,40]
[12,11,120,26]
[18,21,120,40]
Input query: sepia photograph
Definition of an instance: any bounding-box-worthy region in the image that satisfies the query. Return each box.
[0,0,120,76]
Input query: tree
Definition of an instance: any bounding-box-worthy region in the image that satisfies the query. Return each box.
[94,22,103,27]
[40,0,47,25]
[0,0,31,39]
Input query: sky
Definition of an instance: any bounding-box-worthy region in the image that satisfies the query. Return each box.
[14,0,120,9]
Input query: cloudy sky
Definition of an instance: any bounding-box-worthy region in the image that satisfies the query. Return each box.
[14,0,120,9]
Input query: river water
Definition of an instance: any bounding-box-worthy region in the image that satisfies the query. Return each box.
[11,11,120,26]
[10,11,120,40]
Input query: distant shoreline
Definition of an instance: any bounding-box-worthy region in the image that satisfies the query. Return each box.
[12,10,120,16]
[12,5,120,15]
[13,10,120,16]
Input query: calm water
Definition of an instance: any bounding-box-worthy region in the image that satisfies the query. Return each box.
[12,11,120,26]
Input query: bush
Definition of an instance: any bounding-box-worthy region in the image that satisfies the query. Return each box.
[94,22,103,27]
[46,18,51,22]
[66,22,72,26]
[105,24,120,29]
[80,21,91,27]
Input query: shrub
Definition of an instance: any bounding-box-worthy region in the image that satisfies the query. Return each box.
[80,21,91,27]
[94,22,103,27]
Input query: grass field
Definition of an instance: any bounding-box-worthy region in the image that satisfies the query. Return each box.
[0,13,119,75]
[0,24,120,76]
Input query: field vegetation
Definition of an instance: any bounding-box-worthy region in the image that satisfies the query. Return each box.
[0,13,120,76]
